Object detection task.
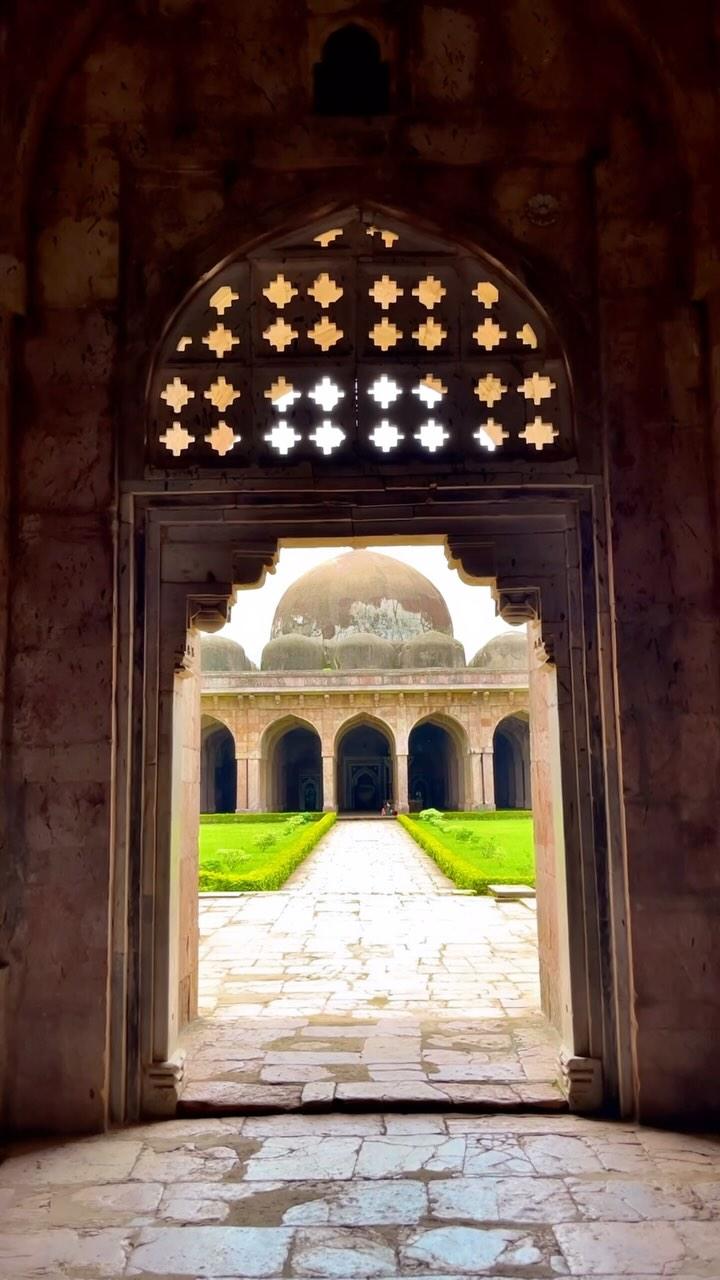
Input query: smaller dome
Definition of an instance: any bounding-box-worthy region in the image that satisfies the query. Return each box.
[470,631,528,673]
[330,632,398,670]
[201,635,255,673]
[261,634,325,671]
[399,630,466,669]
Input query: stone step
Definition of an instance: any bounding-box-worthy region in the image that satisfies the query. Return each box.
[177,1078,567,1117]
[488,883,536,901]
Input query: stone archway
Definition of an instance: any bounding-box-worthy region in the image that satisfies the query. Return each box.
[200,716,236,814]
[408,717,466,811]
[493,713,531,809]
[260,716,324,812]
[112,204,628,1123]
[273,724,323,812]
[124,508,617,1121]
[336,719,394,812]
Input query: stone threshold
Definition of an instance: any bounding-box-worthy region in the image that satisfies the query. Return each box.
[177,1079,568,1117]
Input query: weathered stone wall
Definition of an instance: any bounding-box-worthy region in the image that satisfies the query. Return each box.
[1,1,718,1130]
[596,122,720,1119]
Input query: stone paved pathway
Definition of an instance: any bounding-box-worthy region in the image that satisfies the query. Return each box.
[181,819,562,1110]
[2,1113,720,1277]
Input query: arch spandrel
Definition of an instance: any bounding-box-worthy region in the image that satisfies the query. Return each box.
[201,712,237,749]
[259,713,324,755]
[333,710,397,755]
[147,205,574,474]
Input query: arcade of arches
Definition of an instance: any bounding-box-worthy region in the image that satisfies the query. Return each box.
[202,707,531,815]
[1,0,719,1148]
[199,551,531,815]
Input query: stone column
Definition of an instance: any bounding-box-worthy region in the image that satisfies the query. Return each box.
[482,750,495,809]
[235,756,248,812]
[247,757,262,812]
[395,753,409,813]
[467,750,484,810]
[322,754,336,811]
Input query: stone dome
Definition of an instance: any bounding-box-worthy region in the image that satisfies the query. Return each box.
[330,632,398,670]
[470,631,528,673]
[271,549,453,642]
[261,633,325,671]
[200,634,255,673]
[399,630,466,669]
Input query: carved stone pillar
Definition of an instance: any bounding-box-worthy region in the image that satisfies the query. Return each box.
[247,757,262,812]
[395,753,409,813]
[235,757,248,812]
[482,751,495,808]
[467,750,484,810]
[322,754,336,811]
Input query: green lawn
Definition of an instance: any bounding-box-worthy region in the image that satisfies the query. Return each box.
[199,812,335,892]
[399,810,534,893]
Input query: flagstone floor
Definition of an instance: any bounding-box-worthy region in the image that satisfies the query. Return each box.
[2,1112,720,1277]
[181,819,562,1111]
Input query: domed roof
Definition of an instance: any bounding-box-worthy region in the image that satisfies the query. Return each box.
[200,634,255,673]
[470,631,528,673]
[399,630,466,669]
[271,550,453,642]
[331,632,398,670]
[261,633,325,671]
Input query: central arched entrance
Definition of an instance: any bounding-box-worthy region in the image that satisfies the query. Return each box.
[336,720,393,812]
[408,718,466,810]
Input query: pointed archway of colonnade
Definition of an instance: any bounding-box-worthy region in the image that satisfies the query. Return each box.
[493,713,531,810]
[200,716,237,813]
[259,716,324,812]
[335,715,395,813]
[407,714,469,811]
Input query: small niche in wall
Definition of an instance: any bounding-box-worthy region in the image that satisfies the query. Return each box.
[314,24,390,116]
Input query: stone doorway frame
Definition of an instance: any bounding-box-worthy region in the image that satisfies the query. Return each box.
[111,485,631,1123]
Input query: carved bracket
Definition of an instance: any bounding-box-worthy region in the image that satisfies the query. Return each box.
[445,535,495,583]
[169,585,236,675]
[533,634,554,667]
[493,583,561,664]
[494,585,541,625]
[188,592,235,633]
[232,541,280,588]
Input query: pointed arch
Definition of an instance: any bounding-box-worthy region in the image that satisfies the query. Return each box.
[334,713,395,813]
[261,714,323,812]
[493,712,531,810]
[333,710,397,755]
[200,715,236,813]
[407,713,468,811]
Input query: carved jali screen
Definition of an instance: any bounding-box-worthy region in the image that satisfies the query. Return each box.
[148,208,572,471]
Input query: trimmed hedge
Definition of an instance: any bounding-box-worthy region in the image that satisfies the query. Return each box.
[199,812,336,892]
[439,809,532,822]
[200,811,321,825]
[398,813,532,894]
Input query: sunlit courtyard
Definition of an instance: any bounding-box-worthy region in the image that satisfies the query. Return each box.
[181,817,560,1111]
